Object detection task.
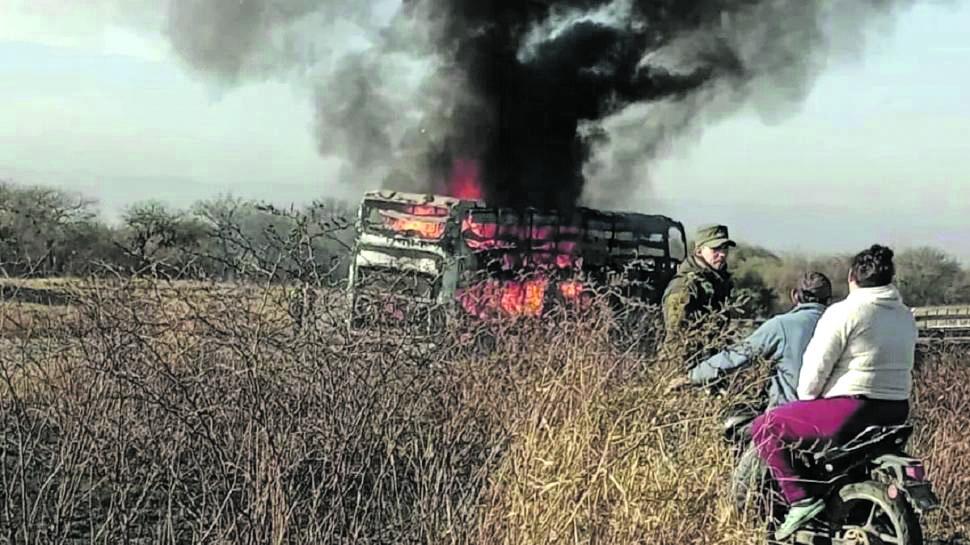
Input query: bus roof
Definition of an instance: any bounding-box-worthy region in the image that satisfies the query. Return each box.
[362,190,481,209]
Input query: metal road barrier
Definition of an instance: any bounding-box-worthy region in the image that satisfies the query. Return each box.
[912,305,970,344]
[736,305,970,344]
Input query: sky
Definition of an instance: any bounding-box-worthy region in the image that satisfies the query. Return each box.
[1,1,968,258]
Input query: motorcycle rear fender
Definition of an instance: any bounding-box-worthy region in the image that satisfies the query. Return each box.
[873,454,926,482]
[873,454,940,514]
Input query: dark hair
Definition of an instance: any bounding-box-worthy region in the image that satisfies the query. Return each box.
[795,272,832,304]
[850,244,895,288]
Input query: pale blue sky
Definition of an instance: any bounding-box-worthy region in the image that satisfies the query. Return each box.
[646,1,970,256]
[1,1,968,257]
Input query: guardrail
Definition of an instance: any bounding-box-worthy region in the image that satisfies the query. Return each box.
[913,305,970,343]
[737,305,970,344]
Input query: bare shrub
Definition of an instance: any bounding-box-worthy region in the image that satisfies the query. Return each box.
[2,211,968,543]
[2,279,521,544]
[913,347,970,537]
[0,280,756,545]
[474,305,768,545]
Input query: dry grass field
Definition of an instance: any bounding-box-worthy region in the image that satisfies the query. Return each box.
[1,278,967,544]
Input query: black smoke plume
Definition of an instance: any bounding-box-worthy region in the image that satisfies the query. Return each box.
[424,1,747,210]
[162,0,913,210]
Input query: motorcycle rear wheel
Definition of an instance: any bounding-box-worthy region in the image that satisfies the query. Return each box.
[827,481,922,545]
[731,445,773,515]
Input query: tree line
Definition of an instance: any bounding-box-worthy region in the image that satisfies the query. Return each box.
[731,243,970,316]
[3,179,969,311]
[0,180,355,283]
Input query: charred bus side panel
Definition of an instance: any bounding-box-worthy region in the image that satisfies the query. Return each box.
[460,207,687,300]
[346,191,469,327]
[347,190,687,327]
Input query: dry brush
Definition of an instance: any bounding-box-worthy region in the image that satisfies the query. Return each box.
[1,279,967,544]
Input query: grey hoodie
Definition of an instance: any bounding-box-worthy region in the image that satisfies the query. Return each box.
[689,303,826,407]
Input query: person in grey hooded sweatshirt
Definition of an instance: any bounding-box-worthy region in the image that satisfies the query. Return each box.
[679,272,833,409]
[666,272,834,512]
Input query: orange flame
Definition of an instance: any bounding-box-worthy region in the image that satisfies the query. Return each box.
[457,277,590,319]
[455,211,590,318]
[461,217,583,271]
[558,280,584,300]
[447,159,483,200]
[381,205,447,240]
[458,278,548,318]
[501,278,548,316]
[406,205,448,217]
[384,217,445,239]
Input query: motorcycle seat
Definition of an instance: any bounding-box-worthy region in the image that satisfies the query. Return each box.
[812,424,913,467]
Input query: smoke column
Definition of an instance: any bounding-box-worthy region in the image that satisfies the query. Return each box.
[162,0,913,210]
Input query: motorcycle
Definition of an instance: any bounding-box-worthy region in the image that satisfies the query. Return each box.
[721,406,940,544]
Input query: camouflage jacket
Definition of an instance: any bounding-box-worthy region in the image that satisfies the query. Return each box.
[661,254,733,334]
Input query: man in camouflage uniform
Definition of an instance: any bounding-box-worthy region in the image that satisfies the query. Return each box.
[662,224,735,363]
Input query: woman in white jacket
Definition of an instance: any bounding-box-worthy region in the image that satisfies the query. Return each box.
[751,245,917,540]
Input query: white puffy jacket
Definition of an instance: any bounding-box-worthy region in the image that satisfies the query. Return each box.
[798,285,917,401]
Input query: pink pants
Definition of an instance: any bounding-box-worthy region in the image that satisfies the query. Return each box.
[751,396,909,503]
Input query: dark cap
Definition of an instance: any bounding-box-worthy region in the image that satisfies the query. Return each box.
[694,224,736,250]
[797,272,832,301]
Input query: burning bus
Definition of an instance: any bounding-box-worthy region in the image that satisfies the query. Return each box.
[347,189,687,328]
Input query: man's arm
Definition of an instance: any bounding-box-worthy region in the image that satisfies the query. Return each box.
[689,319,783,383]
[797,306,849,400]
[663,274,694,332]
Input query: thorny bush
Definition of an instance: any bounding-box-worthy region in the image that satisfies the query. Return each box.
[0,212,967,544]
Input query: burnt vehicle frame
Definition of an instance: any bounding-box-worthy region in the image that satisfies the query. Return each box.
[346,190,688,330]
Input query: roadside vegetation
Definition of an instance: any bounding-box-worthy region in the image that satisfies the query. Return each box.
[2,185,968,543]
